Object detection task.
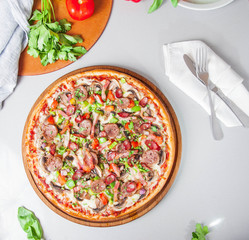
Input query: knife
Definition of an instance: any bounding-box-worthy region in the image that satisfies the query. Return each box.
[183,54,249,127]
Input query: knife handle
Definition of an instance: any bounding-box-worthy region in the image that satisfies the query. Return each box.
[213,87,249,127]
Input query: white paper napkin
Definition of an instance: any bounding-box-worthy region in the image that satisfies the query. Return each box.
[163,40,249,127]
[0,0,33,110]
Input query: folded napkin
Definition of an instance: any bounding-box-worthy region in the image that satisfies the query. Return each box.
[163,40,249,127]
[0,0,33,110]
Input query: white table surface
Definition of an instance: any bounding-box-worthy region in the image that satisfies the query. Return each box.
[1,1,249,239]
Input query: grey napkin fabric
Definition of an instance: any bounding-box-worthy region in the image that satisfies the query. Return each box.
[0,0,33,109]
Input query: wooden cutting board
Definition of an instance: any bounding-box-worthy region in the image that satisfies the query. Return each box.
[22,66,182,227]
[18,0,113,76]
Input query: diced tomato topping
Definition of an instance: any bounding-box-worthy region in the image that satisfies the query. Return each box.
[109,163,117,172]
[131,141,139,148]
[128,99,135,108]
[105,105,115,111]
[57,174,67,185]
[83,113,91,119]
[107,90,115,101]
[136,182,143,190]
[92,139,99,149]
[88,95,95,104]
[75,115,83,123]
[99,193,108,205]
[47,115,55,124]
[82,164,91,173]
[51,100,58,110]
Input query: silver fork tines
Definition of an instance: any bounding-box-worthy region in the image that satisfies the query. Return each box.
[196,47,224,140]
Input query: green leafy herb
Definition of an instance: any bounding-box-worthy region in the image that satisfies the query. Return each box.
[151,125,157,132]
[57,146,66,155]
[18,207,43,240]
[109,117,119,124]
[131,106,141,112]
[66,179,76,189]
[192,223,209,240]
[28,0,87,66]
[99,137,107,144]
[128,121,134,130]
[109,141,118,149]
[120,77,126,83]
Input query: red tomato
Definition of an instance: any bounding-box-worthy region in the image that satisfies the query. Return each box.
[99,193,108,205]
[66,0,95,21]
[92,139,99,149]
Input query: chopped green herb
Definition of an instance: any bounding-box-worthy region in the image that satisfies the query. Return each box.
[109,141,118,150]
[55,171,60,177]
[57,115,65,125]
[57,146,66,155]
[109,117,119,124]
[151,126,157,132]
[99,137,107,144]
[121,120,127,126]
[131,106,141,112]
[66,179,75,189]
[109,181,115,188]
[120,77,126,83]
[128,121,134,130]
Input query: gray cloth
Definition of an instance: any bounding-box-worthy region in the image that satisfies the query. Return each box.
[0,0,33,109]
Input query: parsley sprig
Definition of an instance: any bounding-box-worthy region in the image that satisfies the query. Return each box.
[192,223,209,240]
[27,0,87,66]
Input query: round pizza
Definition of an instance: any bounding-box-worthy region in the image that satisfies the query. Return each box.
[23,69,176,222]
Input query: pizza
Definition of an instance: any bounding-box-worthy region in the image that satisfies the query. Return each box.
[23,69,176,222]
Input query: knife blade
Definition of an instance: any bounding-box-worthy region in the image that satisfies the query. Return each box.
[183,54,249,127]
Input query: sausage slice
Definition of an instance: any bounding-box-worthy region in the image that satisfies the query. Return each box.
[104,123,120,139]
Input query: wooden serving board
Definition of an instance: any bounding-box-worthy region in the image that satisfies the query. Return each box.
[22,66,182,227]
[18,0,113,76]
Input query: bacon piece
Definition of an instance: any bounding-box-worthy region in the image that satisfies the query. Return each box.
[113,181,120,202]
[134,165,147,186]
[101,80,110,101]
[90,112,99,138]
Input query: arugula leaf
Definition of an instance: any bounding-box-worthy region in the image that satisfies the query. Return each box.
[148,0,163,13]
[148,0,178,13]
[18,207,43,240]
[192,223,209,240]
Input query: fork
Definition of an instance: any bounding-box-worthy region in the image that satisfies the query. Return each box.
[196,47,224,140]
